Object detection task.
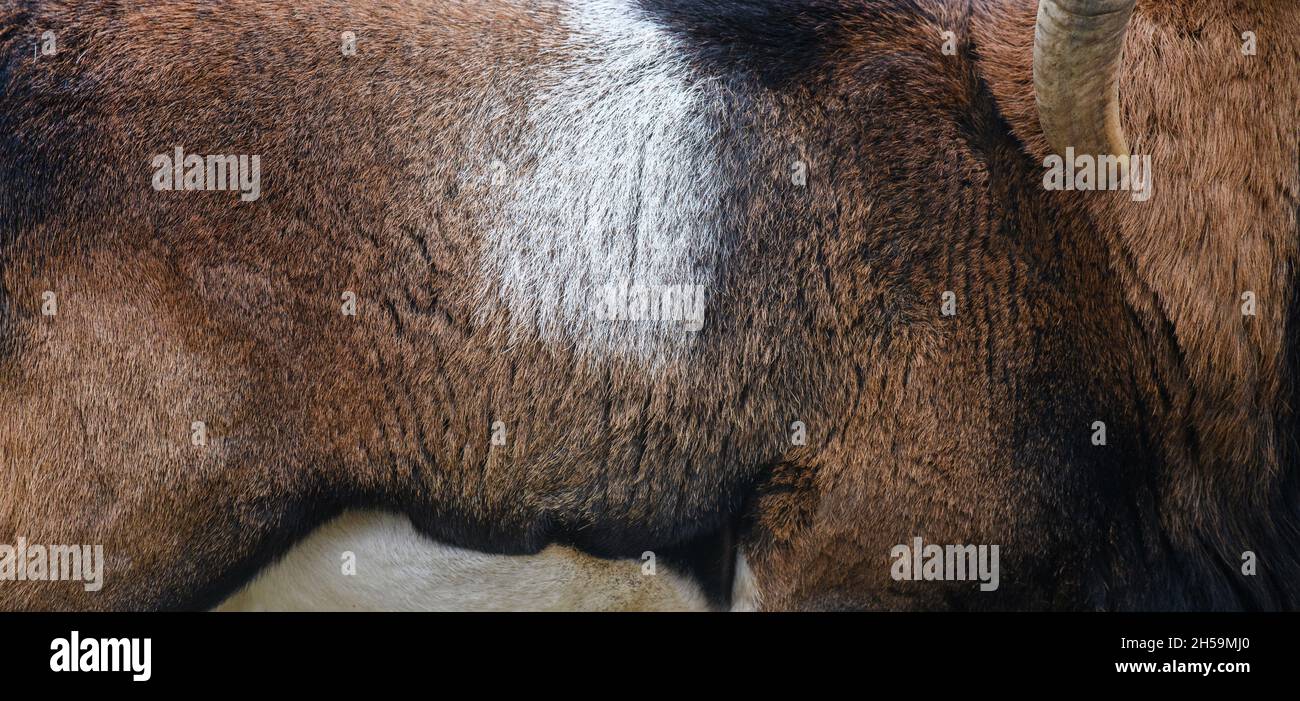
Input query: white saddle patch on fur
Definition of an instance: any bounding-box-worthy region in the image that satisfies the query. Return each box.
[479,0,725,364]
[215,511,711,612]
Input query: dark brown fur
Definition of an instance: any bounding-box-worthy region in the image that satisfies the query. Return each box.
[746,0,1300,610]
[0,0,1295,610]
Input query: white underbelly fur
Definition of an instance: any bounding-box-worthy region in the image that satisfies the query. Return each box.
[215,511,723,612]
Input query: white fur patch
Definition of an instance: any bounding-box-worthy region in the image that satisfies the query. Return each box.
[730,553,762,611]
[479,0,724,364]
[215,511,710,612]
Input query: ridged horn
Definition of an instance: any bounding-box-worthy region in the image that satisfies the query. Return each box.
[1033,0,1136,158]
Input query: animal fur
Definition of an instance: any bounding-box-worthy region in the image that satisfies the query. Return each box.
[0,0,1296,611]
[216,510,713,611]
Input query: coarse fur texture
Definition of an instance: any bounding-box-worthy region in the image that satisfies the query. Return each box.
[0,0,1296,611]
[481,0,726,364]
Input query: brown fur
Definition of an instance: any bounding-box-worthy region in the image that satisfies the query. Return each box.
[747,0,1300,609]
[0,0,1296,610]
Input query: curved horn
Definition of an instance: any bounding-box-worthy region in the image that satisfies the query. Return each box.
[1033,0,1136,158]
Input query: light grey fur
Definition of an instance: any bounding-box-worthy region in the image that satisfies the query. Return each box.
[478,0,726,364]
[216,511,710,612]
